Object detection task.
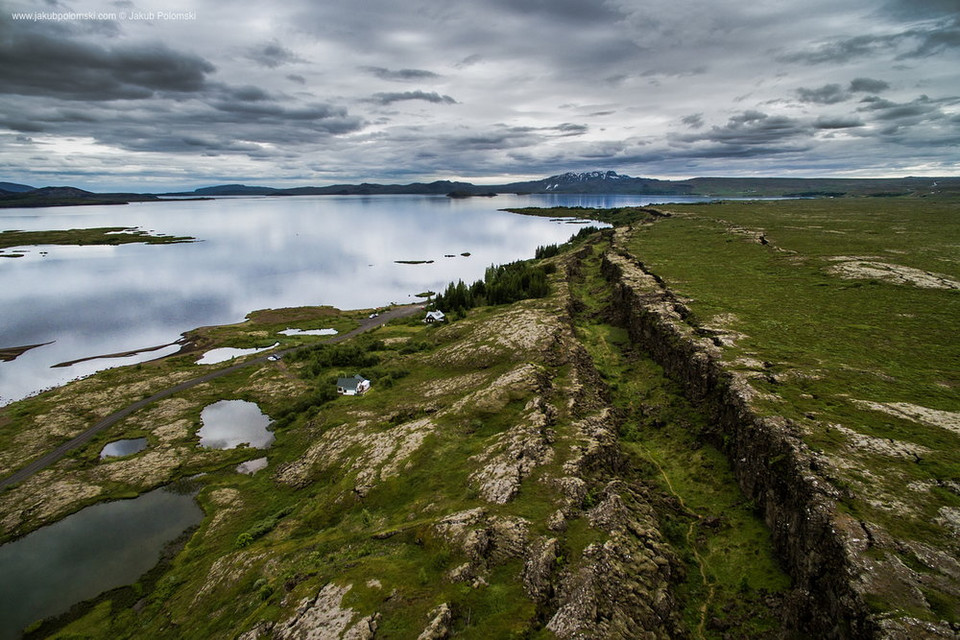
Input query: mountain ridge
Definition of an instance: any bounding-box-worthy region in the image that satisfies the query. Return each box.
[168,171,959,198]
[4,171,960,205]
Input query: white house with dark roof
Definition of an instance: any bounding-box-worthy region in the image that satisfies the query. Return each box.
[424,310,446,323]
[337,374,370,396]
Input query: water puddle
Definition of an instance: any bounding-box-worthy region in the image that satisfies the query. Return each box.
[236,457,269,475]
[198,400,273,450]
[196,342,278,365]
[277,327,337,337]
[100,438,148,459]
[0,486,203,640]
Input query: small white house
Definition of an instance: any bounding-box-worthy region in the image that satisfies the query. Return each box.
[424,310,446,323]
[337,374,370,396]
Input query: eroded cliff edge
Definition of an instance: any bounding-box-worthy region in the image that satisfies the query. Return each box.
[601,226,957,639]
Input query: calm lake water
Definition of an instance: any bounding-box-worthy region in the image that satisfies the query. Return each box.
[0,193,700,403]
[0,486,203,639]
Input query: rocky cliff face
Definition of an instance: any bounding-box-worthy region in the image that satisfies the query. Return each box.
[600,229,956,639]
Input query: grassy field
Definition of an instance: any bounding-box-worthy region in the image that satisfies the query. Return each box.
[614,196,960,625]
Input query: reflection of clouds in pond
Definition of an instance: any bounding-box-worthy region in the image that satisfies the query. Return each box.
[196,343,278,365]
[198,400,273,450]
[278,328,337,336]
[100,438,148,459]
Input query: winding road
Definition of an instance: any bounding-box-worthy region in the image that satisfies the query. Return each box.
[0,304,424,491]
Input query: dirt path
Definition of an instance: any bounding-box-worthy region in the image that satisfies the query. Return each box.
[0,304,424,491]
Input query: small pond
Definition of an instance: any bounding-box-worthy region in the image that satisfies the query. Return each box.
[198,400,273,450]
[277,327,338,337]
[99,437,148,459]
[0,486,203,640]
[196,342,278,365]
[236,457,269,475]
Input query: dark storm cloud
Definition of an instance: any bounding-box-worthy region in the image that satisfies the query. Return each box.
[849,77,890,93]
[0,86,363,156]
[417,122,587,155]
[680,111,810,147]
[781,16,960,64]
[814,116,864,130]
[0,16,215,100]
[794,78,893,108]
[287,74,306,85]
[797,84,848,104]
[779,34,897,65]
[853,94,960,143]
[246,41,304,68]
[554,123,588,136]
[367,91,457,105]
[211,99,356,123]
[362,66,441,81]
[488,0,627,24]
[223,85,271,102]
[681,114,705,129]
[882,0,960,19]
[857,95,942,120]
[902,17,960,58]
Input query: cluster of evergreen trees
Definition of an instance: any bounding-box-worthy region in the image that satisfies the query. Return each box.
[433,258,554,315]
[287,340,382,378]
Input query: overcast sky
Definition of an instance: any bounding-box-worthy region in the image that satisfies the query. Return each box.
[1,0,958,190]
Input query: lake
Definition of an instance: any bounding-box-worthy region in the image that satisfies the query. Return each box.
[0,193,704,404]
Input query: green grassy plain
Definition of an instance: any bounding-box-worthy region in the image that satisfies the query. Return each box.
[615,196,960,624]
[0,227,195,255]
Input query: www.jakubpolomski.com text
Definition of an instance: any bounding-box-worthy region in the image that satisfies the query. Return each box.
[10,10,196,21]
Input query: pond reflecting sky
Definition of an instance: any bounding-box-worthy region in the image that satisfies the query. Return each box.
[0,193,700,403]
[0,486,202,640]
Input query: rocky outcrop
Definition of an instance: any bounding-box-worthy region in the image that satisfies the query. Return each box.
[434,508,531,572]
[547,481,679,640]
[276,417,435,494]
[599,235,954,638]
[417,603,452,640]
[468,396,556,504]
[271,583,378,640]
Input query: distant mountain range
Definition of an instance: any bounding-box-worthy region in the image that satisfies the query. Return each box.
[2,171,959,208]
[168,171,960,198]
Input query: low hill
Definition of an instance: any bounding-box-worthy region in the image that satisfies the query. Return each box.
[0,186,161,208]
[0,181,35,193]
[192,184,280,196]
